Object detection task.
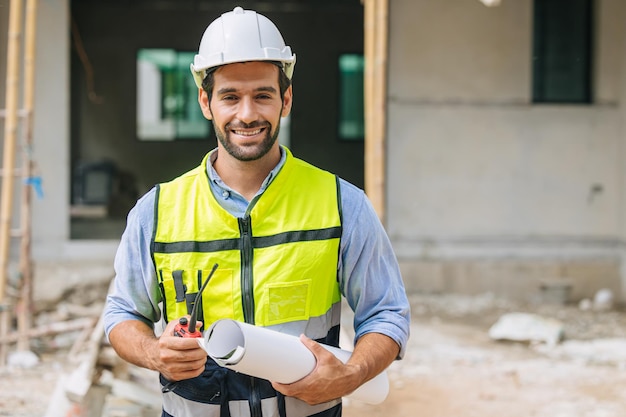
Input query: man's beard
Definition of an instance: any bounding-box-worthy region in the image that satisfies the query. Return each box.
[213,120,281,162]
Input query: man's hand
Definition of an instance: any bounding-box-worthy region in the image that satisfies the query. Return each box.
[108,318,207,382]
[156,318,207,381]
[271,335,365,405]
[271,332,400,405]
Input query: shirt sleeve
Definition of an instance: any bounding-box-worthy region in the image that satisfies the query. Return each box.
[103,188,164,340]
[338,179,411,359]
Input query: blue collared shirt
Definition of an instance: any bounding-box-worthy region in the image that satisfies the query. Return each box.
[104,146,410,357]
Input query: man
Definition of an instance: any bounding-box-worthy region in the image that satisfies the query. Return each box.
[104,6,410,417]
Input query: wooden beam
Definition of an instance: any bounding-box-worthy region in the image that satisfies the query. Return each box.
[0,0,24,302]
[0,0,25,367]
[364,0,375,210]
[65,315,105,403]
[363,0,389,224]
[16,0,38,352]
[1,317,95,344]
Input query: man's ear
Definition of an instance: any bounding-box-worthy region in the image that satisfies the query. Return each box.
[281,85,293,118]
[198,88,212,120]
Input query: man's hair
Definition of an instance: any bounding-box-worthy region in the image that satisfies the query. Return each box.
[201,62,292,104]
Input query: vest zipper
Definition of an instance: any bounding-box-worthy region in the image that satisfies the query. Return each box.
[239,216,255,324]
[242,194,264,416]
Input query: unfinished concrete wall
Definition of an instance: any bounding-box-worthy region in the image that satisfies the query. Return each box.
[387,0,626,302]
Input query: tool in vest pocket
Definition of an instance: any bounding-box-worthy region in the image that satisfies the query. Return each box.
[172,270,186,302]
[174,263,219,338]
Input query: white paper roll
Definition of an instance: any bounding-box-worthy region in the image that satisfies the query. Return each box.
[198,319,389,405]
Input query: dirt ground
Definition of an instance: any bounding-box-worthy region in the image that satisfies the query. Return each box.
[344,293,626,417]
[3,292,626,417]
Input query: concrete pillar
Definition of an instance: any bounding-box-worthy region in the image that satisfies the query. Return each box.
[32,0,70,260]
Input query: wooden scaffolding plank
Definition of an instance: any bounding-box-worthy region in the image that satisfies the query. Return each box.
[0,0,24,301]
[16,0,38,352]
[0,0,25,366]
[363,0,389,224]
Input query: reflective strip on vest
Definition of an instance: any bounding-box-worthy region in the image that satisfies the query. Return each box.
[264,300,341,341]
[229,398,279,417]
[285,398,341,417]
[162,391,221,417]
[162,392,341,417]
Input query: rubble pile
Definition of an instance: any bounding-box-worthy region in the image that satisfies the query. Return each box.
[1,279,161,417]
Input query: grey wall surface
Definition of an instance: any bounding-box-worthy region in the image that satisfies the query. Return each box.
[386,0,626,301]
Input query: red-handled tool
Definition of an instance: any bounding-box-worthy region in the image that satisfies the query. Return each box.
[174,263,218,338]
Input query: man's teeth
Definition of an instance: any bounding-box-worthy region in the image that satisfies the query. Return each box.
[233,129,262,136]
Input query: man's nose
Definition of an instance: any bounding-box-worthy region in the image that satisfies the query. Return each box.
[237,96,257,123]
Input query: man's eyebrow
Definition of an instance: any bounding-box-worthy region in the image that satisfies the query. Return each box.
[256,86,277,93]
[216,87,237,95]
[216,86,278,95]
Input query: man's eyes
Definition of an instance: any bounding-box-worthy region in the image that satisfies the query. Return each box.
[221,94,274,101]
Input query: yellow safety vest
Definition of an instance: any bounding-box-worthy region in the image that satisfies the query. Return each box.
[152,148,342,331]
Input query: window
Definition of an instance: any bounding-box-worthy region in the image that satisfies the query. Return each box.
[338,54,365,140]
[136,49,210,140]
[532,0,593,103]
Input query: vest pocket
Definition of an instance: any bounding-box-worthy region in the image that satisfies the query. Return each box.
[265,279,311,325]
[161,268,236,326]
[201,267,236,327]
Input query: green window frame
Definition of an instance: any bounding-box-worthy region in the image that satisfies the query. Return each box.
[136,48,210,140]
[338,54,365,141]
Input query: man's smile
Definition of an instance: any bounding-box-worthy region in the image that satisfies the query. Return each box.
[231,128,264,136]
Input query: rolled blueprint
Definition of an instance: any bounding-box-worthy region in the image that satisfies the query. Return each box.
[197,319,389,405]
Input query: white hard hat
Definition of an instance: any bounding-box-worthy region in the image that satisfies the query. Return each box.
[190,6,296,88]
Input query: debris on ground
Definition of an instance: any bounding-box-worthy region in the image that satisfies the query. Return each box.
[488,312,564,346]
[0,279,161,417]
[3,289,626,417]
[534,338,626,367]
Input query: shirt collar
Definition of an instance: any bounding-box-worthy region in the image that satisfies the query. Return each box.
[206,146,287,198]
